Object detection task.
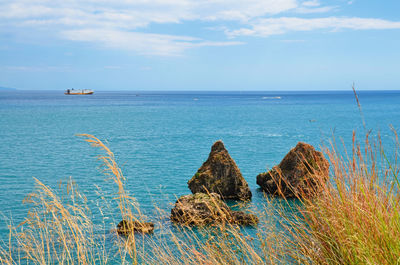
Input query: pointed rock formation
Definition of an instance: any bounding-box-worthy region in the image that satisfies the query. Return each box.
[257,142,329,198]
[188,140,252,201]
[170,193,258,226]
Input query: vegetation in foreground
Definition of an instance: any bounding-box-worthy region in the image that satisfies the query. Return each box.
[1,131,399,264]
[288,131,400,264]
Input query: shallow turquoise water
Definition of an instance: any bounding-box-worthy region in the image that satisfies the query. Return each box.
[0,90,399,261]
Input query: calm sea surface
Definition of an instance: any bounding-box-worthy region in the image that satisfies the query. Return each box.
[1,90,399,259]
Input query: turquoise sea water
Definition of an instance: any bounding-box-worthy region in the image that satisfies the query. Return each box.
[1,90,400,260]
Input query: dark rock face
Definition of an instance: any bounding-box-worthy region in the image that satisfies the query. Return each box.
[171,193,258,226]
[117,220,154,235]
[257,142,329,198]
[230,211,259,226]
[188,140,252,201]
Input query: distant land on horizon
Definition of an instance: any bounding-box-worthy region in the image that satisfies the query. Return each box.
[0,86,16,91]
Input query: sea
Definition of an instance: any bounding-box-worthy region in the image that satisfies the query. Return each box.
[0,90,399,261]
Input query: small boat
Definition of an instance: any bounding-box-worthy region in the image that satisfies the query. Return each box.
[65,88,94,95]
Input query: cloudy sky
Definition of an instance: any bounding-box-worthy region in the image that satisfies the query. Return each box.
[0,0,399,90]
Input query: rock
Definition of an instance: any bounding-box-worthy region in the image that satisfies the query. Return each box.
[230,211,259,226]
[257,142,329,198]
[171,193,258,226]
[188,140,252,200]
[117,220,154,235]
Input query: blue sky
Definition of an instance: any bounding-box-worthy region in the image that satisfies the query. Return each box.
[0,0,400,91]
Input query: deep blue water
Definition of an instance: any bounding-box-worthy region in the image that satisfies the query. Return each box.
[0,90,400,260]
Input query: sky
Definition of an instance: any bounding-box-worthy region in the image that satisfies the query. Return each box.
[0,0,400,91]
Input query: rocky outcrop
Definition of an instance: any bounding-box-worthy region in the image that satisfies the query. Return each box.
[257,142,329,198]
[171,193,258,226]
[188,140,252,200]
[117,220,154,235]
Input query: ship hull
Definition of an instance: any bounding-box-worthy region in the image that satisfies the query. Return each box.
[64,92,94,95]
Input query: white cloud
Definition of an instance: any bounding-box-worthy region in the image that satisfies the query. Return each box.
[0,0,295,55]
[227,17,400,37]
[302,0,321,7]
[0,0,298,26]
[295,0,338,14]
[1,0,400,56]
[296,0,337,14]
[61,29,243,56]
[296,6,337,14]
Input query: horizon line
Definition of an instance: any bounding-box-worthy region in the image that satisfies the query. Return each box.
[5,89,400,92]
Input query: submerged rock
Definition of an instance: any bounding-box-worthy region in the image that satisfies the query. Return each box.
[188,140,252,201]
[117,220,154,235]
[171,193,258,226]
[257,142,329,198]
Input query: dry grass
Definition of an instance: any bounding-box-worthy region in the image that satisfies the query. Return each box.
[283,131,400,265]
[0,134,148,264]
[0,134,285,264]
[1,132,399,264]
[0,177,107,265]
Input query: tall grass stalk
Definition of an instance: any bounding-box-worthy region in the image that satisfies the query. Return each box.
[77,134,146,264]
[1,133,399,264]
[284,132,400,264]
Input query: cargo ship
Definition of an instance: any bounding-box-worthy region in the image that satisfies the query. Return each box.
[65,89,94,95]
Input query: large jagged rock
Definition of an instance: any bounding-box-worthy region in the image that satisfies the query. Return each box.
[116,220,154,235]
[188,140,252,200]
[171,193,258,226]
[257,142,329,198]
